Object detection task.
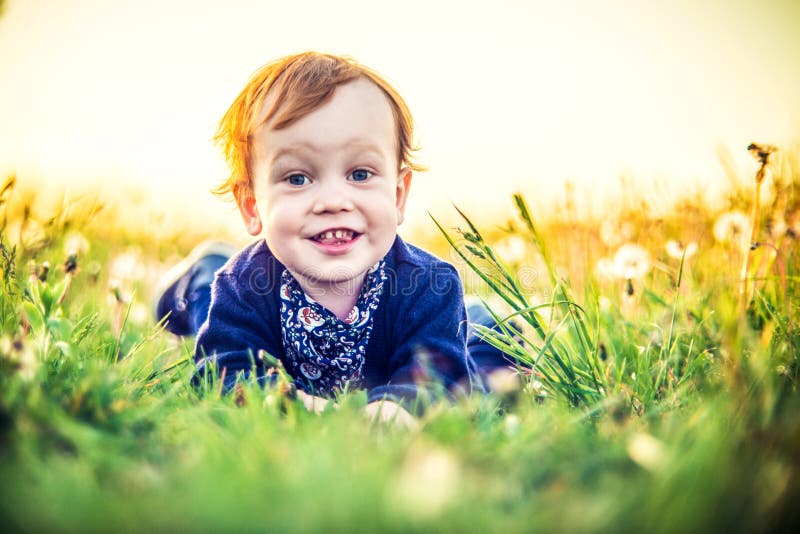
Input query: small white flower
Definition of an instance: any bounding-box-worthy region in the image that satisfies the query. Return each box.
[613,244,651,280]
[713,210,751,246]
[665,240,698,260]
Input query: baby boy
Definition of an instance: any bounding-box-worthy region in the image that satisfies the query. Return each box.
[158,52,484,422]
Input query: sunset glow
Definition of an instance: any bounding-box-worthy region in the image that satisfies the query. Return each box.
[1,0,798,229]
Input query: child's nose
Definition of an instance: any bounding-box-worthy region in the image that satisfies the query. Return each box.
[311,179,355,214]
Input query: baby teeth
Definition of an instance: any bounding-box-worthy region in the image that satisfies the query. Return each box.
[316,230,353,240]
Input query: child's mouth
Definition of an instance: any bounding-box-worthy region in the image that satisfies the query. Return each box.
[310,229,360,246]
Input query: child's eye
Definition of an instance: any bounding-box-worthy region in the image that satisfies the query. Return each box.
[286,174,309,186]
[350,169,372,182]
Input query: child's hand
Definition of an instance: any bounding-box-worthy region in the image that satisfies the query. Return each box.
[295,389,331,414]
[365,400,418,430]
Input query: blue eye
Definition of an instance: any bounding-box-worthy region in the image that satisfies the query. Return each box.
[351,169,371,182]
[287,174,309,186]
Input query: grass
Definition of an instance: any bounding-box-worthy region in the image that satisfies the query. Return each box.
[1,144,799,532]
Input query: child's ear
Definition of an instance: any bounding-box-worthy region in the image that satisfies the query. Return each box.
[234,183,263,236]
[395,167,413,225]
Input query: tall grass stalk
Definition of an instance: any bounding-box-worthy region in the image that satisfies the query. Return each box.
[434,195,608,408]
[739,143,777,315]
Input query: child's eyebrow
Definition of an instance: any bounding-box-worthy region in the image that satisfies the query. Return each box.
[271,140,387,162]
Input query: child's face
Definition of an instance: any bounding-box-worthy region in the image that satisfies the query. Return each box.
[237,78,412,292]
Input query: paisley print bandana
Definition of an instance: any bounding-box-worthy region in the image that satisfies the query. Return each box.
[278,261,386,396]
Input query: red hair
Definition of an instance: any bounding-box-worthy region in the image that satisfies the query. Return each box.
[214,51,423,197]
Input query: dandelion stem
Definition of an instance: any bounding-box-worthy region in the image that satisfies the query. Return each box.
[739,152,770,315]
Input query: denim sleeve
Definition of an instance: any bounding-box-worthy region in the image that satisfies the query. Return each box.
[192,272,281,392]
[367,263,481,410]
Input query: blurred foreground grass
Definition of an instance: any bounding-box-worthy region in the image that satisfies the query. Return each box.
[1,145,799,532]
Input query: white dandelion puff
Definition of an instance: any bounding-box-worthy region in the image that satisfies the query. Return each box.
[613,244,651,280]
[713,211,751,246]
[665,240,698,260]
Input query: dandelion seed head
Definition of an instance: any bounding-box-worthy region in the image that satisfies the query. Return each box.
[665,240,698,260]
[747,142,778,165]
[713,210,751,246]
[613,244,651,280]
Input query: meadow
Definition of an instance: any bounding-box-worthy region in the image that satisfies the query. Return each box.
[0,144,798,532]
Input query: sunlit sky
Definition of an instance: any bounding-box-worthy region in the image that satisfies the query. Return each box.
[1,0,798,233]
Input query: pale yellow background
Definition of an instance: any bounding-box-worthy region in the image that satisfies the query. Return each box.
[1,0,798,233]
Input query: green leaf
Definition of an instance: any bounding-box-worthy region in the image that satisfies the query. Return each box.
[46,316,74,340]
[22,300,44,332]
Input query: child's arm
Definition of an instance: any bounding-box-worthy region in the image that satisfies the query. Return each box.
[192,271,282,392]
[368,262,480,410]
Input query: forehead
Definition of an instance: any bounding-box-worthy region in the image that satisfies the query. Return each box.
[253,79,398,158]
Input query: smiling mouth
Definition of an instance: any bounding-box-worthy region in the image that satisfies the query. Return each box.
[310,229,360,244]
